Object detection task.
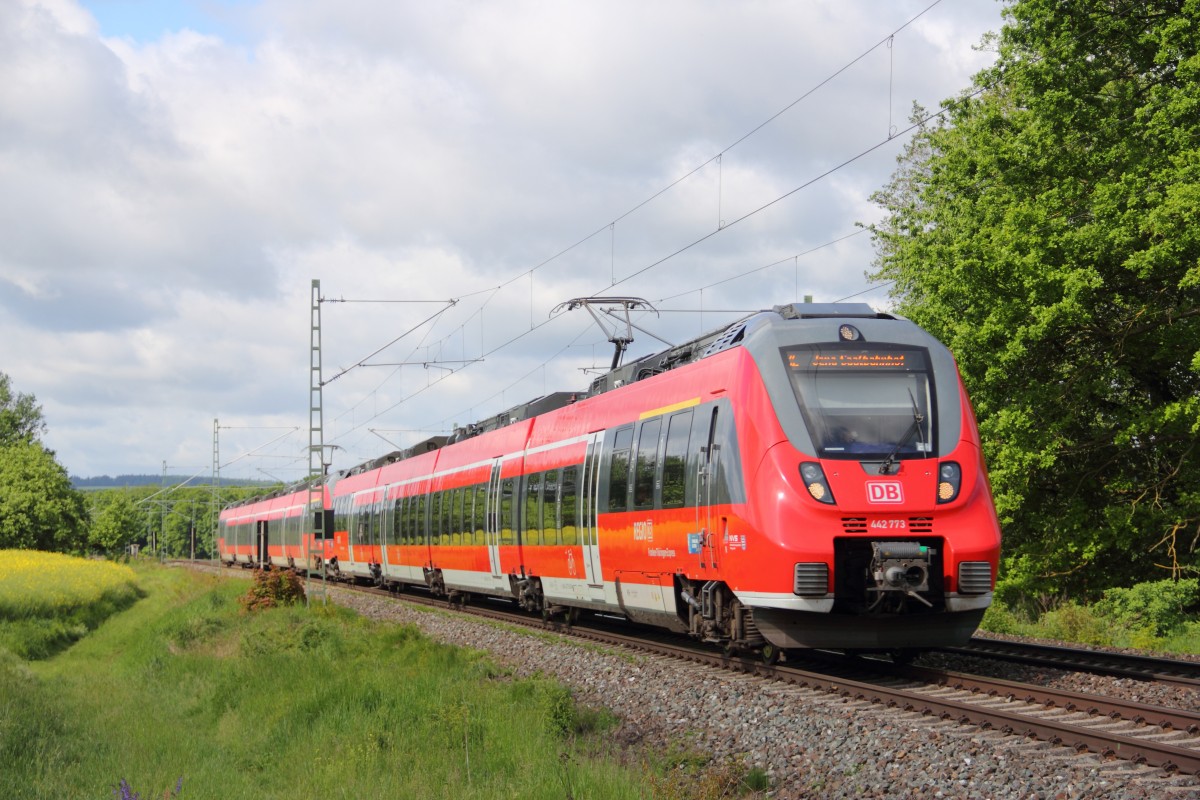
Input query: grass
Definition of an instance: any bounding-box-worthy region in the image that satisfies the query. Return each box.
[0,564,768,799]
[0,549,141,658]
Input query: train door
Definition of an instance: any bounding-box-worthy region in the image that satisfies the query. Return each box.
[580,431,605,589]
[485,459,504,578]
[696,407,721,573]
[256,520,268,566]
[366,494,382,579]
[380,489,394,578]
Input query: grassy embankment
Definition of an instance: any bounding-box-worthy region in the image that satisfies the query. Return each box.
[0,555,765,799]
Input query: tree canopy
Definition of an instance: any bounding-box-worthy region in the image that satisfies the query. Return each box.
[0,372,46,446]
[0,373,85,551]
[869,0,1200,600]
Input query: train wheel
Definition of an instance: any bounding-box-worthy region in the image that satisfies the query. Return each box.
[890,648,919,665]
[760,644,781,666]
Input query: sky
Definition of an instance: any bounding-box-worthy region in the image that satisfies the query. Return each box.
[1,0,1005,482]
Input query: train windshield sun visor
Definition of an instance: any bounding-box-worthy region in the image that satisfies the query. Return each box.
[782,345,935,461]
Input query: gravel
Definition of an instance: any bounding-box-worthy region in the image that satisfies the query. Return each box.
[325,585,1200,799]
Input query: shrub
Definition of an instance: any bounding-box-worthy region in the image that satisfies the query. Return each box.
[1035,602,1109,646]
[1093,579,1200,639]
[239,569,306,612]
[979,601,1024,636]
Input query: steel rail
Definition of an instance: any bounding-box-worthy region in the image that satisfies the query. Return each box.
[947,637,1200,690]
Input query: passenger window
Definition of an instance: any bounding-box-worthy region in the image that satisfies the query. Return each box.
[663,410,692,509]
[500,478,515,545]
[524,473,542,546]
[543,469,559,545]
[415,493,427,543]
[451,488,463,545]
[634,418,661,509]
[560,466,579,545]
[473,484,487,545]
[608,427,634,512]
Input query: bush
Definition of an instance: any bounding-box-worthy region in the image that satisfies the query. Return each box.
[1035,602,1109,646]
[240,569,306,612]
[1093,579,1200,639]
[979,602,1024,635]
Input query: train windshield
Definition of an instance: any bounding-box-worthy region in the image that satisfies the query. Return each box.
[782,345,935,460]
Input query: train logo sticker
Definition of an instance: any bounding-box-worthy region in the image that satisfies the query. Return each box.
[866,481,905,504]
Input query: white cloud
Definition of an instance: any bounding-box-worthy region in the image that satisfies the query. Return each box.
[1,0,1002,478]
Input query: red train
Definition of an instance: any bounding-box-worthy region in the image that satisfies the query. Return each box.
[219,302,1001,656]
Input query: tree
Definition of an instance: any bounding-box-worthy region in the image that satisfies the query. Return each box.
[0,439,86,551]
[868,0,1200,600]
[0,371,46,446]
[87,491,143,556]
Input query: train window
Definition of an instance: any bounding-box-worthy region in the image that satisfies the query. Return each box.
[398,496,408,546]
[499,478,515,546]
[473,484,487,545]
[560,465,579,545]
[524,472,542,546]
[443,490,454,545]
[402,493,415,544]
[543,469,559,545]
[607,426,634,512]
[334,496,351,539]
[459,487,470,545]
[415,492,427,544]
[662,410,692,508]
[426,492,438,546]
[633,418,662,510]
[782,344,935,461]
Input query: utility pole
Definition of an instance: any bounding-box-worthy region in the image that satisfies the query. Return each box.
[212,418,220,565]
[307,279,328,606]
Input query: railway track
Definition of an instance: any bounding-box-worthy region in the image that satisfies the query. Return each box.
[347,582,1200,778]
[945,636,1200,691]
[190,564,1200,779]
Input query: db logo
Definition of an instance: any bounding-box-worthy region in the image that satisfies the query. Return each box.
[866,482,904,504]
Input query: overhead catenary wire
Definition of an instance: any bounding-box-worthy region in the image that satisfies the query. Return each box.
[321,1,999,457]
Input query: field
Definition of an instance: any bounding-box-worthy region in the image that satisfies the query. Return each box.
[0,562,755,799]
[0,549,141,658]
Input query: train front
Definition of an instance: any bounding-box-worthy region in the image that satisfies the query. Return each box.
[737,304,1001,652]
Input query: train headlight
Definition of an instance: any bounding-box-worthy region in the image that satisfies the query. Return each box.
[799,462,836,505]
[937,462,961,503]
[838,324,861,341]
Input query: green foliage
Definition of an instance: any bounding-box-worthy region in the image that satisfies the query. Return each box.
[82,483,275,560]
[0,566,654,799]
[869,0,1200,596]
[0,373,85,553]
[0,372,45,446]
[239,568,306,612]
[87,491,143,556]
[1035,602,1110,646]
[1093,578,1200,638]
[981,578,1200,652]
[0,441,87,552]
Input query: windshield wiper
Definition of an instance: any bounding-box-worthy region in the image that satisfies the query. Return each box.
[878,389,925,475]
